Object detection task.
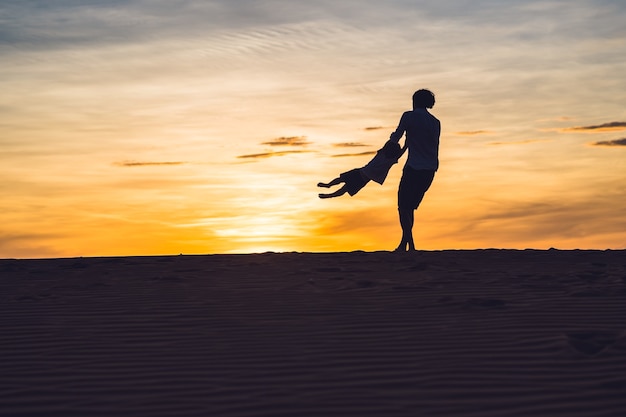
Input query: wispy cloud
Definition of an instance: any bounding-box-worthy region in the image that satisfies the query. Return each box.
[440,189,626,249]
[114,161,186,167]
[332,151,376,158]
[455,130,494,136]
[237,150,310,160]
[236,136,311,160]
[591,138,626,147]
[333,142,370,147]
[488,139,549,146]
[262,136,310,146]
[0,232,61,258]
[364,126,385,131]
[537,116,573,122]
[314,208,395,236]
[561,121,626,133]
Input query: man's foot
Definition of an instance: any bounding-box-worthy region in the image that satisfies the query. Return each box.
[394,248,417,253]
[394,242,417,252]
[317,182,331,188]
[319,193,332,199]
[394,242,407,252]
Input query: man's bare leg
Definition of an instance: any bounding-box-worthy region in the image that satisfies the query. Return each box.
[395,208,416,252]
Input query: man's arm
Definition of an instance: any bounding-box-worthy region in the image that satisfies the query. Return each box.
[389,112,407,143]
[400,143,408,156]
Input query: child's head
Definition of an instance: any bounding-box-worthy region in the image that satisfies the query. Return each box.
[381,141,403,159]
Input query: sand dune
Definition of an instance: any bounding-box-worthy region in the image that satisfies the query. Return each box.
[1,250,625,416]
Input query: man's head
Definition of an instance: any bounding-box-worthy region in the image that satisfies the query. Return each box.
[412,89,435,109]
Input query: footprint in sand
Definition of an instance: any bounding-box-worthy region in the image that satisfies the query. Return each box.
[566,331,622,356]
[355,279,374,288]
[314,267,343,273]
[465,298,507,309]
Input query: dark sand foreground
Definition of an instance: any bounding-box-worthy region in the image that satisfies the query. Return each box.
[2,250,626,417]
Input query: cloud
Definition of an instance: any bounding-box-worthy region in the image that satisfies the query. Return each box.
[537,116,573,122]
[364,126,385,131]
[431,194,626,250]
[314,208,395,236]
[591,138,626,147]
[333,142,370,147]
[237,136,311,160]
[261,136,310,146]
[0,232,62,258]
[0,2,355,55]
[237,150,310,160]
[329,143,377,157]
[114,161,186,167]
[332,151,376,158]
[455,130,494,136]
[561,122,626,133]
[488,139,549,146]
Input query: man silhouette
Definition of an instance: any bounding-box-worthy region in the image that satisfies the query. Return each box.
[389,89,440,252]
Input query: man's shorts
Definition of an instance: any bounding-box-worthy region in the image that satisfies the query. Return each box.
[398,167,435,210]
[340,168,369,196]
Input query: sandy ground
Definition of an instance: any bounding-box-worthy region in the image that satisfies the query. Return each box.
[1,250,626,417]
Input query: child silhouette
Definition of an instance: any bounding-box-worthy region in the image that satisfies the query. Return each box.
[318,140,406,199]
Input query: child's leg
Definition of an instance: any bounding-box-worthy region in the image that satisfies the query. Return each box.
[317,177,343,188]
[319,184,349,199]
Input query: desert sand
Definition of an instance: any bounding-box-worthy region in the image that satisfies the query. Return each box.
[1,250,625,416]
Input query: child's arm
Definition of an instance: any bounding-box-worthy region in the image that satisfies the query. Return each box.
[393,142,407,161]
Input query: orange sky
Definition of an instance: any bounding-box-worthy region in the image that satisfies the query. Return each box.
[1,1,625,258]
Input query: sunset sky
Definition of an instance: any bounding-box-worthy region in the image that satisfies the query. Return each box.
[2,0,625,258]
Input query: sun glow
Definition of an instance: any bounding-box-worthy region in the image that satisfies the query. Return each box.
[2,1,626,258]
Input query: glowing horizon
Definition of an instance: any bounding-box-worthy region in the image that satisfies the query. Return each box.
[1,0,625,258]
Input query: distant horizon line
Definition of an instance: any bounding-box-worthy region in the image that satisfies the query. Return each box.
[2,247,623,261]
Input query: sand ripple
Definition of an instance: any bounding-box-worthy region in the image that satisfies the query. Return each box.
[2,250,625,416]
